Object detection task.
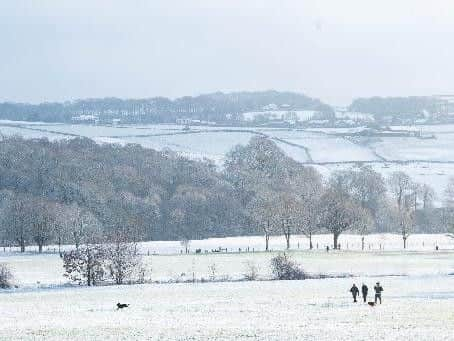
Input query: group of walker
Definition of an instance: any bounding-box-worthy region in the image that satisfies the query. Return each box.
[350,282,383,304]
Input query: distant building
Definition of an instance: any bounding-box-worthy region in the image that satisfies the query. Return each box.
[433,94,454,118]
[262,103,278,111]
[71,115,98,123]
[175,118,215,126]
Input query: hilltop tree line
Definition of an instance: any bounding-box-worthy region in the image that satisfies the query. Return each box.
[0,135,453,253]
[0,91,332,124]
[349,96,453,119]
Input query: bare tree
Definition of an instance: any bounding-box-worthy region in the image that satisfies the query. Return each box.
[353,207,374,251]
[276,192,300,250]
[421,184,435,210]
[291,168,323,249]
[29,198,56,253]
[248,190,279,251]
[294,197,320,249]
[388,171,412,212]
[388,172,417,248]
[401,194,415,249]
[66,204,102,249]
[5,196,30,252]
[318,187,361,249]
[331,166,386,230]
[180,239,191,254]
[53,203,73,255]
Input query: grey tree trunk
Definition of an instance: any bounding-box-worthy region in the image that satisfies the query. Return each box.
[333,233,339,249]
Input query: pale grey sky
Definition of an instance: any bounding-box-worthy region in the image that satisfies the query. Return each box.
[1,0,454,106]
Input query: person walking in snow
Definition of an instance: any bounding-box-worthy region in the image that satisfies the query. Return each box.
[361,283,368,303]
[374,282,384,304]
[350,284,360,303]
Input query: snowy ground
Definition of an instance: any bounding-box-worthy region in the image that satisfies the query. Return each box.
[2,234,454,287]
[1,239,454,340]
[2,276,453,340]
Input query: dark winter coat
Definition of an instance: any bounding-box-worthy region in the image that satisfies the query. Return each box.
[374,285,383,295]
[350,285,360,296]
[361,284,368,295]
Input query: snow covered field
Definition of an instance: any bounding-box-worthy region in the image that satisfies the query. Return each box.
[1,234,454,340]
[2,276,454,340]
[2,234,454,286]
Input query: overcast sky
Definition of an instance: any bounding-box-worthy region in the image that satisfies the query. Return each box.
[1,0,454,106]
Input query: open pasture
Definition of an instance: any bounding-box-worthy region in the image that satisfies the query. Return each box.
[1,236,454,340]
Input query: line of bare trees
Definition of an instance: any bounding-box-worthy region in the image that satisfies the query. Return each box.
[225,136,449,250]
[0,135,453,253]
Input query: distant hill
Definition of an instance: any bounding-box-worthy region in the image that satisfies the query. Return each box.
[349,96,448,117]
[0,91,333,124]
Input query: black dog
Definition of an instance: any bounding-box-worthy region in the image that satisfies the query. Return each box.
[117,303,129,309]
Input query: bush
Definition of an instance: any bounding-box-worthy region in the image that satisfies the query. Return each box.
[208,263,217,281]
[270,253,306,280]
[63,245,108,286]
[0,263,14,289]
[243,261,259,281]
[105,240,142,285]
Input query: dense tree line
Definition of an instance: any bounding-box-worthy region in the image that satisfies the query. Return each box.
[0,91,333,124]
[0,137,246,252]
[0,135,451,253]
[349,96,449,119]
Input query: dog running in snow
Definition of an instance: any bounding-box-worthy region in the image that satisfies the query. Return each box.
[367,302,376,307]
[117,303,129,309]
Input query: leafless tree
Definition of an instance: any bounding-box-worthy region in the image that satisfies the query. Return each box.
[294,197,320,249]
[331,166,386,230]
[421,184,435,210]
[388,171,412,212]
[388,172,417,248]
[248,190,280,251]
[66,204,103,249]
[353,206,374,250]
[29,198,56,253]
[180,239,191,254]
[276,192,300,250]
[318,187,362,249]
